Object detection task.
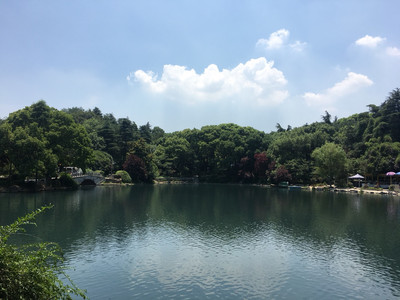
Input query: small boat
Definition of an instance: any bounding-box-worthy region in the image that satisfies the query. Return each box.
[278,181,289,188]
[288,185,302,191]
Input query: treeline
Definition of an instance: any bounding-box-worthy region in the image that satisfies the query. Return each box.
[1,88,399,186]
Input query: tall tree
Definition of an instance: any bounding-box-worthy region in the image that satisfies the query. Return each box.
[125,138,158,182]
[311,142,348,186]
[139,122,152,143]
[322,110,332,124]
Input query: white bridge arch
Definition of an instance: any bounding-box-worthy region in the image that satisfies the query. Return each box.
[72,174,104,185]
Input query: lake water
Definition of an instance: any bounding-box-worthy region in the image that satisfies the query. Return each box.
[1,184,400,299]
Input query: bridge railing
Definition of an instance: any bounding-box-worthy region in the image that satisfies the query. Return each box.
[70,172,104,178]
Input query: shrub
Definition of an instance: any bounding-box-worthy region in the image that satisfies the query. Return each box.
[115,170,132,183]
[59,172,79,189]
[347,182,354,188]
[0,206,86,299]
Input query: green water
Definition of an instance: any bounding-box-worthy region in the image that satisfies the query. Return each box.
[1,184,400,299]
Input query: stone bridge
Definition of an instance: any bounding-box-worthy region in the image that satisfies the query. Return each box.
[72,174,105,185]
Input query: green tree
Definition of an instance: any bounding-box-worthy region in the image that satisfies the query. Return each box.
[152,126,165,143]
[311,142,348,186]
[83,117,106,151]
[139,122,152,143]
[0,123,14,181]
[117,118,139,166]
[2,101,92,181]
[115,170,132,183]
[47,110,92,170]
[360,140,400,179]
[31,100,51,128]
[10,127,47,180]
[99,121,120,164]
[322,110,332,124]
[88,150,114,175]
[378,88,400,141]
[156,135,194,177]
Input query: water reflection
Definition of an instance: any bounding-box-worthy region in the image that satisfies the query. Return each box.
[1,185,400,298]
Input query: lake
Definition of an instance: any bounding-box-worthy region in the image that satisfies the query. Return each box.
[1,184,400,299]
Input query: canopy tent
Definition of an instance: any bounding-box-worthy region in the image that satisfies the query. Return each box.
[349,174,364,187]
[349,174,364,179]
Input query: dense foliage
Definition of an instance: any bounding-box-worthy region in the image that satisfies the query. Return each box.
[0,206,86,299]
[1,88,400,186]
[0,101,92,184]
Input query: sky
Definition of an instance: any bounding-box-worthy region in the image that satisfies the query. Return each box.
[1,0,399,133]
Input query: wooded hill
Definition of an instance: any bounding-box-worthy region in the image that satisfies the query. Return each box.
[1,88,399,186]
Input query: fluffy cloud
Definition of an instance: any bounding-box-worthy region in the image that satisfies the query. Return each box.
[355,35,385,48]
[303,72,373,107]
[128,57,288,106]
[257,29,289,50]
[386,46,400,57]
[256,29,306,52]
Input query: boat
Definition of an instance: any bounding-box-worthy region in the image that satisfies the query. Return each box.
[288,185,302,191]
[278,181,289,188]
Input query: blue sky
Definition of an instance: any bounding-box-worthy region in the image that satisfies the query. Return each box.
[1,0,399,132]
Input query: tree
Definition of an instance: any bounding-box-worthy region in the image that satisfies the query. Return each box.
[10,127,47,180]
[157,135,194,177]
[123,154,147,182]
[3,102,93,180]
[125,138,158,182]
[118,118,137,166]
[115,170,132,183]
[0,123,14,181]
[30,100,51,128]
[253,152,270,182]
[83,118,105,151]
[311,142,348,186]
[360,140,400,179]
[322,110,332,124]
[238,156,254,182]
[88,150,114,175]
[99,122,120,162]
[47,110,92,170]
[271,165,292,184]
[276,123,285,132]
[139,122,152,143]
[379,88,400,141]
[152,126,165,143]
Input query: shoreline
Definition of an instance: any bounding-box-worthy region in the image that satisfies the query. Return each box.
[1,182,398,197]
[309,186,399,196]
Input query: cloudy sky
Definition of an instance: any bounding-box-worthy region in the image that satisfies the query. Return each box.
[1,1,399,132]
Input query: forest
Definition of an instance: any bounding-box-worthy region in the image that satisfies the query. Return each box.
[0,88,399,187]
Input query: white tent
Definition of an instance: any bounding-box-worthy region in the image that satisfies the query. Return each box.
[349,174,364,187]
[349,174,364,179]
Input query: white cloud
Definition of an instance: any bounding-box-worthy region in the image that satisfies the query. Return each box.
[128,58,289,106]
[386,46,400,57]
[355,35,385,48]
[256,29,290,50]
[129,58,288,106]
[303,72,373,107]
[290,40,307,52]
[256,29,306,53]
